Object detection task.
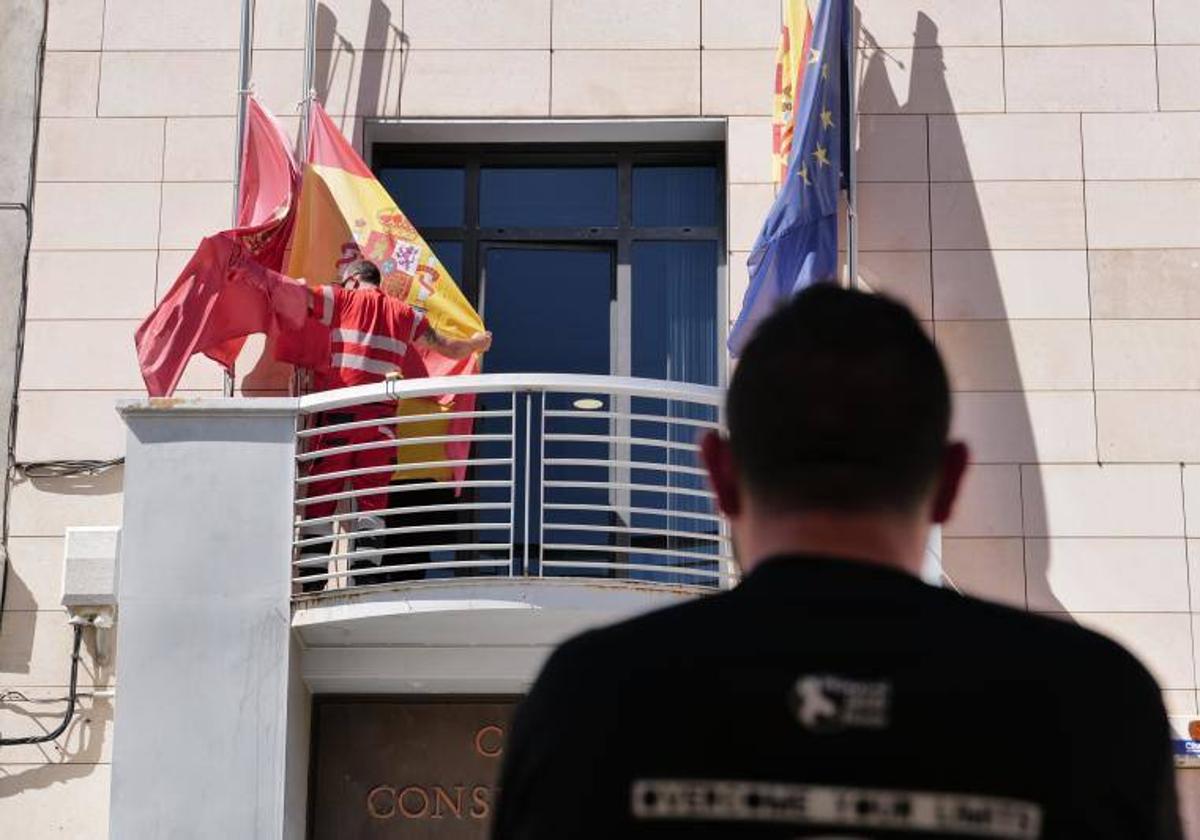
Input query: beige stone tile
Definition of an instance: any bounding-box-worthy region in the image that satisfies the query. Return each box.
[933,251,1090,320]
[36,118,164,182]
[0,609,115,688]
[1090,250,1200,319]
[929,114,1082,182]
[1026,538,1189,613]
[158,182,233,251]
[1005,46,1158,111]
[857,47,1004,114]
[729,250,752,316]
[99,52,238,117]
[254,0,403,49]
[726,116,774,184]
[1065,612,1195,690]
[30,183,160,250]
[1094,181,1200,249]
[1190,540,1200,607]
[1093,320,1200,389]
[856,183,930,251]
[13,391,134,462]
[1187,468,1200,538]
[163,117,239,181]
[47,0,104,50]
[857,0,1002,47]
[702,0,777,49]
[554,0,699,48]
[405,51,550,117]
[27,251,157,320]
[7,467,124,539]
[0,690,113,765]
[1098,392,1200,462]
[941,537,1027,608]
[858,115,927,183]
[936,320,1094,391]
[248,50,309,118]
[104,0,238,49]
[406,0,550,49]
[20,320,224,393]
[0,763,110,836]
[1158,46,1200,111]
[1022,464,1185,538]
[953,392,1097,463]
[944,464,1023,537]
[1157,0,1200,44]
[40,53,100,118]
[932,182,1086,250]
[702,49,776,116]
[1083,113,1200,181]
[552,48,696,116]
[857,251,932,320]
[1004,0,1155,45]
[1162,689,1198,715]
[2,538,64,612]
[727,183,775,251]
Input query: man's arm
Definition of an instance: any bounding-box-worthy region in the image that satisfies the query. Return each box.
[416,327,492,360]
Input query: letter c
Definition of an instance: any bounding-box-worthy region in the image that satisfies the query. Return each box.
[367,785,397,819]
[474,724,504,758]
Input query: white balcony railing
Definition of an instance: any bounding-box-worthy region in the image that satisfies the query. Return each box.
[291,373,734,598]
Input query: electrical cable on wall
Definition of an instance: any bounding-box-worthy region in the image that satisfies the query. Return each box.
[16,458,124,479]
[0,622,83,746]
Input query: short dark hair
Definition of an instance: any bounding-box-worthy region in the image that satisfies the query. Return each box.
[727,284,951,514]
[342,259,381,286]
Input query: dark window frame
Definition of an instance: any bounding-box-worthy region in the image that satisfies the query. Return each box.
[371,143,727,381]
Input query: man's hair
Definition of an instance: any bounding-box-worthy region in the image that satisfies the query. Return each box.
[342,259,381,286]
[727,284,951,514]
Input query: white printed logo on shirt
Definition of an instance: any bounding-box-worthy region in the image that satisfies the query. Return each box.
[792,674,891,733]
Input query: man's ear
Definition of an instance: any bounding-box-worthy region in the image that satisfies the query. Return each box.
[700,430,742,519]
[931,441,969,524]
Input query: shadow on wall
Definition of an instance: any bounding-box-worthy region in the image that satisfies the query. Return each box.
[237,0,409,397]
[856,13,1065,616]
[0,690,112,800]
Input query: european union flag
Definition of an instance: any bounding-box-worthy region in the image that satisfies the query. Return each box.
[729,0,852,355]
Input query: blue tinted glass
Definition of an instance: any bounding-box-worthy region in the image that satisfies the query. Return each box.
[632,166,719,227]
[631,241,718,385]
[426,240,463,284]
[480,167,618,227]
[376,167,465,227]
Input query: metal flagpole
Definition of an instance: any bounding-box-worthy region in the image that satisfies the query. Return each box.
[298,0,318,154]
[845,0,859,291]
[226,0,255,398]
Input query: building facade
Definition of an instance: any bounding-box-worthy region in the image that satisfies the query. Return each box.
[1,0,1199,836]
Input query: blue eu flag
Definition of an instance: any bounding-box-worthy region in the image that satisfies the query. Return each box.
[729,0,852,355]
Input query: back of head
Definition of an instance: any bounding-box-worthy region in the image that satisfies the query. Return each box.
[342,259,381,287]
[728,284,950,515]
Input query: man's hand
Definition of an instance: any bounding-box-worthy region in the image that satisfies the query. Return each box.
[418,329,493,360]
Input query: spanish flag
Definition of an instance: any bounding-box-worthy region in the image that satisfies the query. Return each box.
[772,1,816,185]
[286,103,485,484]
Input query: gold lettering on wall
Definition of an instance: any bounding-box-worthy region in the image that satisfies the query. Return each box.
[474,724,504,758]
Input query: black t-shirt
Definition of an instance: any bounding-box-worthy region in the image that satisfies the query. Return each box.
[493,556,1181,839]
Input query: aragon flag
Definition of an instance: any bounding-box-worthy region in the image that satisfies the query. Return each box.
[284,102,486,483]
[135,96,303,396]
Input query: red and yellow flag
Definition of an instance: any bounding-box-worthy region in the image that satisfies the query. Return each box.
[287,103,485,483]
[772,0,816,185]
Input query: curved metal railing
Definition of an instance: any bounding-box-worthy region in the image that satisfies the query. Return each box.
[291,373,733,598]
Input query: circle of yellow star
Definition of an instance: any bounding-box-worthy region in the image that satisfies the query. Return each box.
[797,163,811,186]
[820,108,834,129]
[809,48,821,65]
[812,144,831,167]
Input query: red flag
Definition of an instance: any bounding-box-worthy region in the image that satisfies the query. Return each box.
[134,97,300,396]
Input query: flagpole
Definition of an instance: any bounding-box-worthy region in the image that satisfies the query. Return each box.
[845,1,859,291]
[298,0,318,154]
[226,0,255,398]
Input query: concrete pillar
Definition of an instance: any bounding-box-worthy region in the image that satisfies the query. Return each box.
[112,398,308,839]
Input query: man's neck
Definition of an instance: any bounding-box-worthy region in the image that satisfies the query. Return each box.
[734,507,929,578]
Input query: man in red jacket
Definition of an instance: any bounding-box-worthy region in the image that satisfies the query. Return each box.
[296,260,490,592]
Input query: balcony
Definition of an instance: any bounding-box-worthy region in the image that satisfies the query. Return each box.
[292,372,733,598]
